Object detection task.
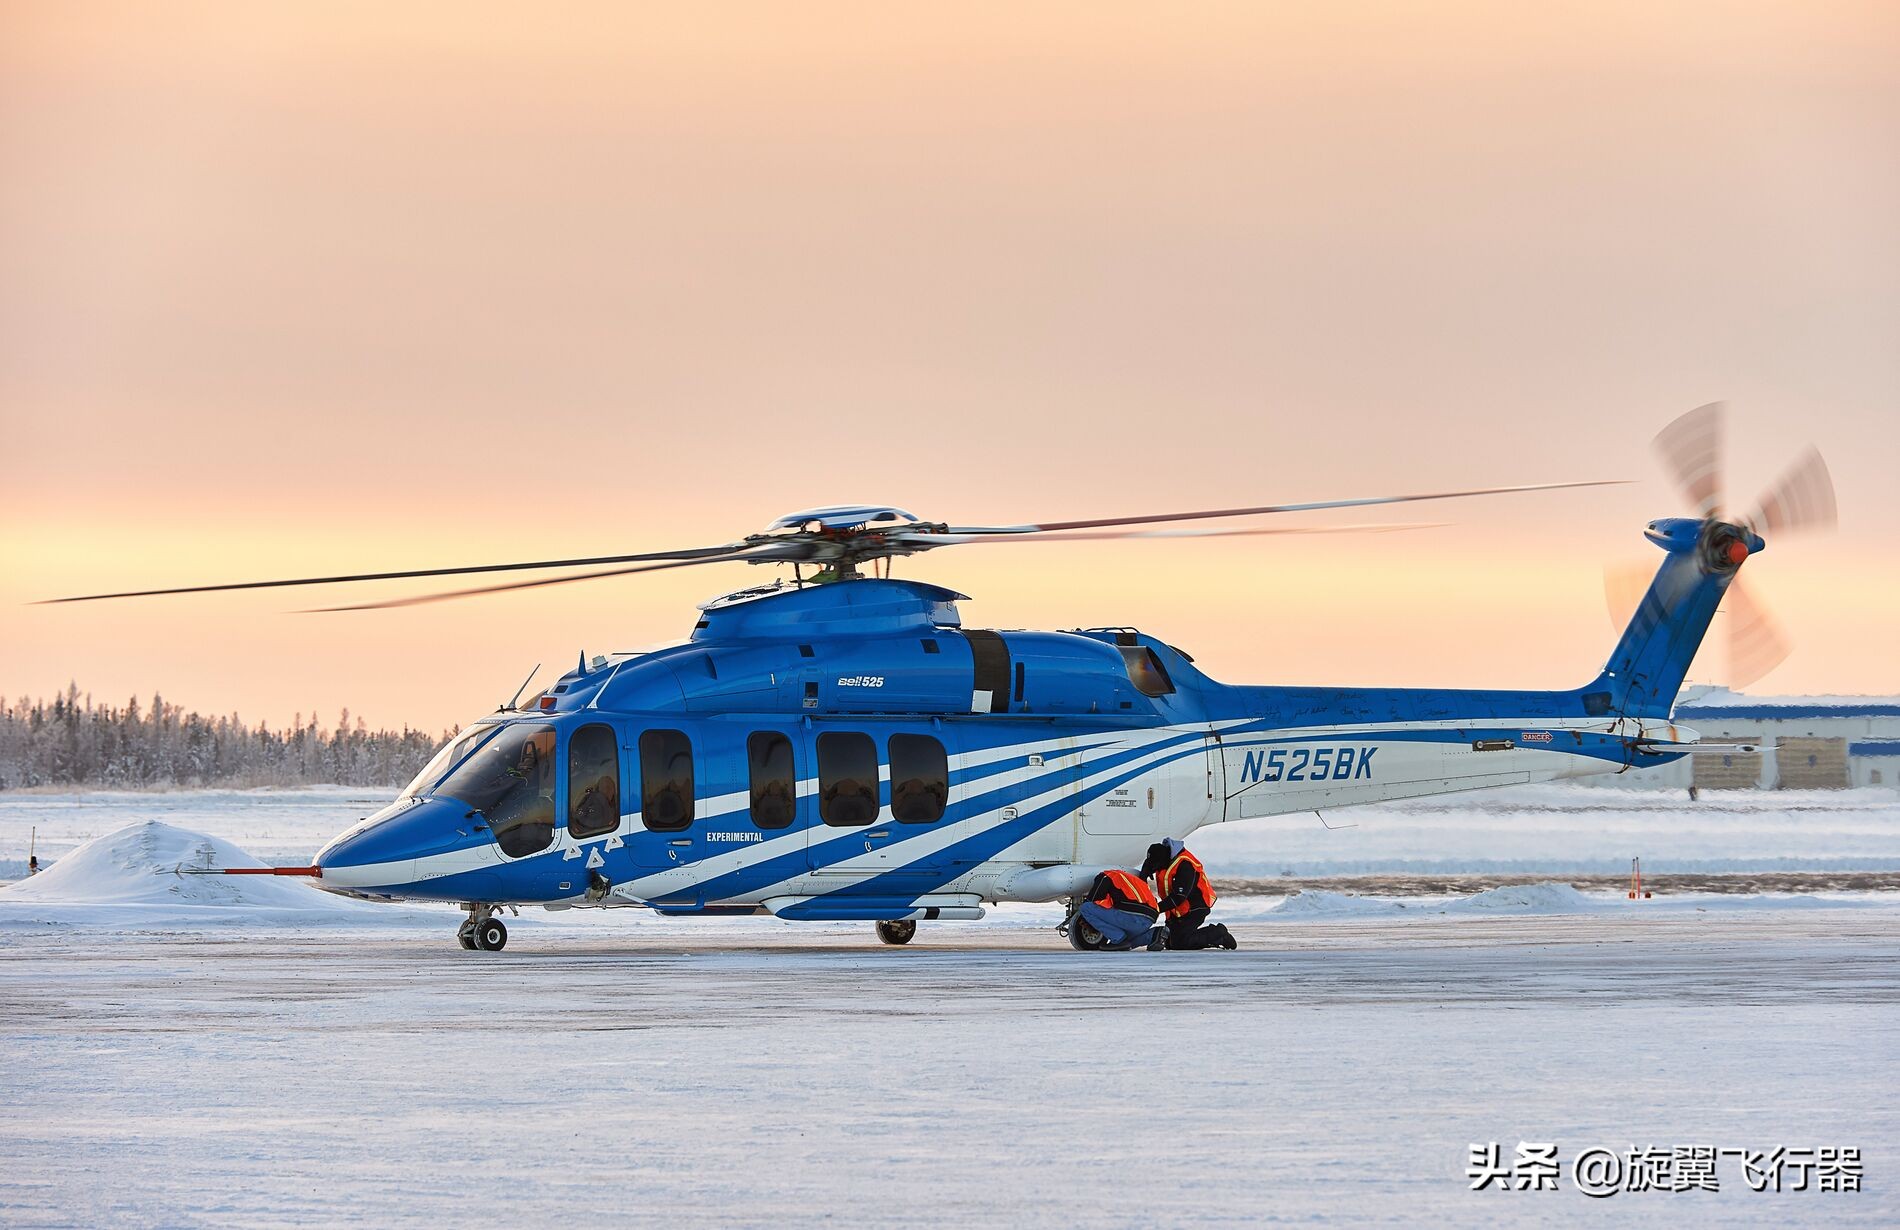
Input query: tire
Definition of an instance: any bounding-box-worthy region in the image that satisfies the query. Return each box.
[875,919,917,946]
[475,919,508,951]
[1068,917,1108,951]
[457,928,478,950]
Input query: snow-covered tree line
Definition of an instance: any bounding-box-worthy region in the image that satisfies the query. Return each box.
[0,684,454,790]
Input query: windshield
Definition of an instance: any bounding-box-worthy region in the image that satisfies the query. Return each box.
[435,722,558,857]
[401,722,499,799]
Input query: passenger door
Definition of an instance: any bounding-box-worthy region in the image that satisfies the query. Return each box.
[627,727,700,904]
[805,726,961,890]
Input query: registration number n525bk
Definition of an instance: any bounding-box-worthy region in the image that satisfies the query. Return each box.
[1238,746,1376,784]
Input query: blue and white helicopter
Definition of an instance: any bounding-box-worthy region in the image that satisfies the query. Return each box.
[52,405,1833,950]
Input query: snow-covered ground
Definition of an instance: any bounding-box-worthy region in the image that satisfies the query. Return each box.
[7,782,1900,882]
[3,900,1895,1226]
[1192,783,1900,877]
[1,790,1897,1226]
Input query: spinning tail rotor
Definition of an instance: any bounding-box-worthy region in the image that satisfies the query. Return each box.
[1611,402,1837,688]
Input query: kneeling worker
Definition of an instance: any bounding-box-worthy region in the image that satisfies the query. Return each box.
[1143,839,1237,950]
[1077,867,1164,951]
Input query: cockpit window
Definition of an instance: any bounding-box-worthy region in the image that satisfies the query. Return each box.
[1119,646,1176,697]
[400,722,499,799]
[436,722,557,858]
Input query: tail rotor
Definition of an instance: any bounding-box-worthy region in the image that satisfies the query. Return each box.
[1652,400,1727,520]
[1741,446,1837,538]
[1615,402,1836,688]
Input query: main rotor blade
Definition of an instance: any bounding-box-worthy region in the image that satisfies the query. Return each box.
[1653,401,1726,519]
[903,522,1442,547]
[39,543,749,604]
[943,479,1624,537]
[1743,446,1837,537]
[301,553,762,612]
[1725,575,1791,688]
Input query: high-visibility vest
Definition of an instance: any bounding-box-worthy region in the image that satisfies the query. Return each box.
[1156,849,1216,919]
[1091,868,1159,918]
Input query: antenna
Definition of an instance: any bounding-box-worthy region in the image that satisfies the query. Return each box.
[503,663,541,712]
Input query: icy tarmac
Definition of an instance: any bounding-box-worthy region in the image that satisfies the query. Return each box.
[2,789,1898,1225]
[3,905,1897,1227]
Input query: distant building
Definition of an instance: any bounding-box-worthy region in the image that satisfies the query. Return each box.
[1592,688,1900,790]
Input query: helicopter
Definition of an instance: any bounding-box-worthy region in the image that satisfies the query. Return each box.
[45,404,1834,951]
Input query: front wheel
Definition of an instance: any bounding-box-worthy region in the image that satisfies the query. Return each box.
[875,919,917,946]
[474,919,508,951]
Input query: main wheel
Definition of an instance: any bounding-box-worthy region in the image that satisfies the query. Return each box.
[1068,916,1108,951]
[474,918,508,951]
[457,927,478,950]
[875,919,917,946]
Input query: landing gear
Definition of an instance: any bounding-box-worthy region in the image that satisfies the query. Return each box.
[1067,916,1109,951]
[875,919,917,946]
[1057,897,1110,950]
[457,904,508,952]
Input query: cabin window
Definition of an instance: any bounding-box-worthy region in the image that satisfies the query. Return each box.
[566,723,620,839]
[818,731,879,826]
[1119,646,1176,697]
[748,732,797,830]
[889,734,948,823]
[639,729,695,831]
[436,722,556,858]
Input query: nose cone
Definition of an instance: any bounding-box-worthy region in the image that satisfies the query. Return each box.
[316,797,482,891]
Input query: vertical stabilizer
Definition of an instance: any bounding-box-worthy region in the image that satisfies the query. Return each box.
[1586,517,1761,719]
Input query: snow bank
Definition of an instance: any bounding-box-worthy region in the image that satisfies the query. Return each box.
[1238,880,1607,920]
[1265,889,1408,917]
[0,786,396,876]
[1439,882,1599,914]
[0,820,436,929]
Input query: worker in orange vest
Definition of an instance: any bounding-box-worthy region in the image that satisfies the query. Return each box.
[1075,867,1165,950]
[1142,839,1237,950]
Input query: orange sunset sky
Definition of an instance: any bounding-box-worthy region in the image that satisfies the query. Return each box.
[2,2,1897,734]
